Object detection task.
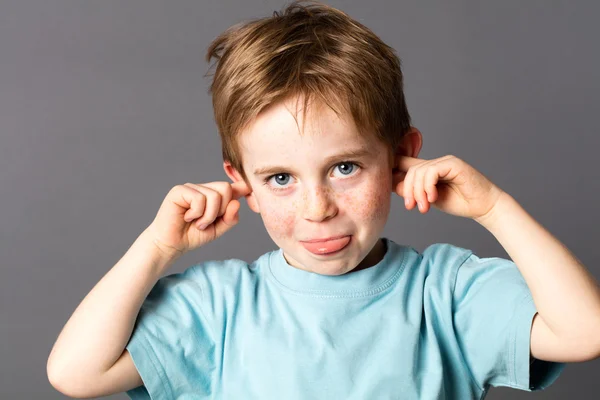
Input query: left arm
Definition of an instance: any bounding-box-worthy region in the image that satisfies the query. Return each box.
[397,152,600,363]
[474,191,600,363]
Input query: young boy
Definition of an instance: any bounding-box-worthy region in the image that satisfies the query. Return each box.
[47,1,600,399]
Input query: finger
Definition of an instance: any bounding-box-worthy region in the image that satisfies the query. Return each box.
[185,192,207,222]
[187,182,230,217]
[392,169,407,196]
[430,157,457,182]
[403,166,416,209]
[222,199,241,225]
[181,184,208,222]
[424,168,438,203]
[213,199,241,237]
[394,180,405,198]
[396,156,427,172]
[230,180,252,200]
[202,180,251,213]
[173,185,206,223]
[412,166,429,213]
[187,186,221,229]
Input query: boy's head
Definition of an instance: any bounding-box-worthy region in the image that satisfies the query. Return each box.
[206,0,422,274]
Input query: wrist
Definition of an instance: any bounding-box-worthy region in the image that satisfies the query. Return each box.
[138,228,182,272]
[473,190,514,229]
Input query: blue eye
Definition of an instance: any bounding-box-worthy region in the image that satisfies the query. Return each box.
[265,173,292,190]
[335,162,355,175]
[263,161,360,192]
[273,174,290,186]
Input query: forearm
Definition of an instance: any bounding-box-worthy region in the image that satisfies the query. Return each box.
[47,227,179,382]
[475,191,600,340]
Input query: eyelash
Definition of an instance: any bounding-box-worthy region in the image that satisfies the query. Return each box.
[262,161,361,192]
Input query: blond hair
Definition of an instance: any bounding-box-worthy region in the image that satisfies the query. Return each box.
[205,0,412,181]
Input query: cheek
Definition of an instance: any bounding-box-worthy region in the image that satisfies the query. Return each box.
[338,178,391,223]
[258,197,297,239]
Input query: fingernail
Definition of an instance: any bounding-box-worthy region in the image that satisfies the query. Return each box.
[198,224,207,230]
[418,201,424,210]
[405,197,410,207]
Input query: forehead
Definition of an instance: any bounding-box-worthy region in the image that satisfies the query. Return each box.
[238,98,376,160]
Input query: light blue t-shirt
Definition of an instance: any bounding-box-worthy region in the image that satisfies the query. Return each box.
[125,238,565,399]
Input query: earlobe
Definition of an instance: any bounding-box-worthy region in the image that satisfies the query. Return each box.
[245,195,261,214]
[223,161,261,214]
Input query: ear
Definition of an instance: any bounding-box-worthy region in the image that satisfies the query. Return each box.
[400,126,423,157]
[223,161,260,214]
[392,127,423,187]
[392,126,422,164]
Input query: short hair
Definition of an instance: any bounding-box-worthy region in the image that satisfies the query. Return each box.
[205,0,412,181]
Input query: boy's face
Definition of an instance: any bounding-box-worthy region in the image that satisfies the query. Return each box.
[225,97,419,276]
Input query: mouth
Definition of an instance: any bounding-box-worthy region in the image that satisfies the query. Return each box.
[300,235,352,256]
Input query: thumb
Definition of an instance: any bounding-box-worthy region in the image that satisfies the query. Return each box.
[392,170,407,197]
[213,199,241,237]
[231,180,252,200]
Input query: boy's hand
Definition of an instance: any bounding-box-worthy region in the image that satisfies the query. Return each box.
[394,155,504,221]
[146,180,252,258]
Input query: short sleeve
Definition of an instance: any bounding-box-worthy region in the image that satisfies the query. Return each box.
[125,266,216,400]
[451,252,565,392]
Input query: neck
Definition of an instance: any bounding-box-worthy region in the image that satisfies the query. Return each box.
[350,238,386,274]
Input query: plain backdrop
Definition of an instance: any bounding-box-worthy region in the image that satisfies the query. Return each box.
[1,0,599,398]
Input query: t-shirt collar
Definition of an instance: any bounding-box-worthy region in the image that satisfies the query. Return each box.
[267,238,407,296]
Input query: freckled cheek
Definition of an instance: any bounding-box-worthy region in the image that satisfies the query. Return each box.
[258,198,297,239]
[337,184,391,223]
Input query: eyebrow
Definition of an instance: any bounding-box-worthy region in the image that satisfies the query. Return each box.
[252,147,373,176]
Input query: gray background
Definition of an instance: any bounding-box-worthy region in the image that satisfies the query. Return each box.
[1,0,598,398]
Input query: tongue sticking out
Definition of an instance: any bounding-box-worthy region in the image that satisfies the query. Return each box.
[301,236,351,255]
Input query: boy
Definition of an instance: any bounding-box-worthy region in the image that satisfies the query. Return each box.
[47,1,600,399]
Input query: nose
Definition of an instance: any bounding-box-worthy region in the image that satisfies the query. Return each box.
[301,185,338,222]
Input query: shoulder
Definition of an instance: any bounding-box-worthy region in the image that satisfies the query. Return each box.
[401,242,475,286]
[141,250,275,320]
[418,243,529,310]
[188,249,272,286]
[177,249,275,303]
[421,242,474,267]
[418,242,521,284]
[394,241,475,272]
[395,241,524,300]
[148,249,274,299]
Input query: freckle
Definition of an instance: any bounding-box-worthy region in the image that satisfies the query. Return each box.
[262,201,295,240]
[337,186,390,222]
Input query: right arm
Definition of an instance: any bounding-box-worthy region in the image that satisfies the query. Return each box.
[47,181,249,398]
[47,227,180,398]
